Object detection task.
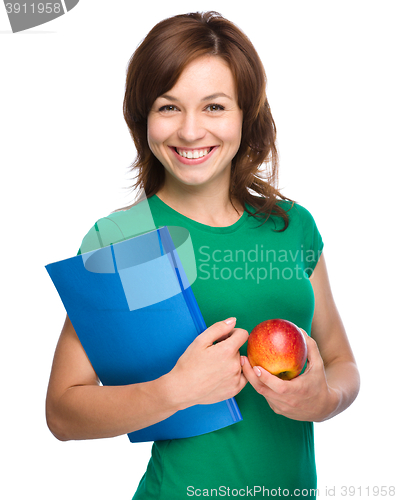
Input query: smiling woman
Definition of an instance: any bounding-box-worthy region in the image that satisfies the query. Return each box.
[46,10,359,500]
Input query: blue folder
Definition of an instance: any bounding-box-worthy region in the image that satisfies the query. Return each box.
[45,226,242,442]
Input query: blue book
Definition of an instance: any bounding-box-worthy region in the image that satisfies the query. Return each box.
[45,226,242,442]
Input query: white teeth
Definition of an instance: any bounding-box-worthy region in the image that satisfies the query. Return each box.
[176,148,210,159]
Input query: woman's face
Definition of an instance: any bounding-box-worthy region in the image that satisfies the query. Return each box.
[147,55,243,192]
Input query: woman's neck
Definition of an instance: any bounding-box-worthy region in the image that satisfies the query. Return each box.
[156,183,244,227]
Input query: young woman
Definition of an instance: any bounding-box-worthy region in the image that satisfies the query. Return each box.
[46,11,360,498]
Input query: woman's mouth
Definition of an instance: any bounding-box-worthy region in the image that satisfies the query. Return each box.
[171,146,217,165]
[175,147,213,159]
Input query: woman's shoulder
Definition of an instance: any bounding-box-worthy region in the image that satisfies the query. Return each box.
[245,196,319,231]
[277,199,323,252]
[78,198,156,254]
[277,199,318,225]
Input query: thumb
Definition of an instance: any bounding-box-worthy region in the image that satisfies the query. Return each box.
[302,330,322,366]
[198,318,237,346]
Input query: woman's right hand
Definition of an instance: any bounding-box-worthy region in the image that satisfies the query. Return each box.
[165,318,249,409]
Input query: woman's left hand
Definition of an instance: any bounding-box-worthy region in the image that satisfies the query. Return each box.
[241,331,338,422]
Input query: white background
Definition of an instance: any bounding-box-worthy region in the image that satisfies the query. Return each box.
[1,1,396,498]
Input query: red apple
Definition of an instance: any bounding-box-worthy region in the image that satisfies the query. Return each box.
[247,319,307,380]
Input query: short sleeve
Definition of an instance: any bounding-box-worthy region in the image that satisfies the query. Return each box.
[77,217,127,255]
[294,204,324,277]
[77,199,157,255]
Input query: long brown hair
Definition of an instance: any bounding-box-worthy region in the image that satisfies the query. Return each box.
[123,11,292,229]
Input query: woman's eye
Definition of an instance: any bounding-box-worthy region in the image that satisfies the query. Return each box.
[159,105,178,112]
[206,104,225,112]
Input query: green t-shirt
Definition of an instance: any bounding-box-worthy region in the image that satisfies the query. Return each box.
[80,194,323,499]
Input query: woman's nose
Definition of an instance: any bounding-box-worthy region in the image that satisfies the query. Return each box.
[177,113,206,142]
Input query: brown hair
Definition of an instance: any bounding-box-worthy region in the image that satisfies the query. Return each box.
[123,11,292,229]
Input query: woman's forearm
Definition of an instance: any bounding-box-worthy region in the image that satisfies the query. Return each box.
[46,316,247,441]
[321,359,360,422]
[46,373,180,441]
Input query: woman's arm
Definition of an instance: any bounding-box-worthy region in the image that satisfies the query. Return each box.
[241,253,360,422]
[46,316,247,441]
[307,252,360,420]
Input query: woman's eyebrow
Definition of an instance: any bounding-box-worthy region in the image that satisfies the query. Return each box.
[201,92,232,101]
[158,92,232,102]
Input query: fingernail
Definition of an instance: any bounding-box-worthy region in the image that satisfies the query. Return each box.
[240,356,245,366]
[224,317,236,325]
[254,366,262,377]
